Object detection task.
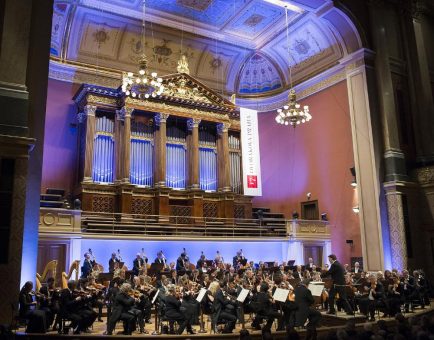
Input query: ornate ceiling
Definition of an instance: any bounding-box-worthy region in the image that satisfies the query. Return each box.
[50,0,361,99]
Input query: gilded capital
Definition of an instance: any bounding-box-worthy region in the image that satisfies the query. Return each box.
[117,107,134,121]
[217,122,230,135]
[84,104,97,117]
[187,118,201,130]
[155,113,170,126]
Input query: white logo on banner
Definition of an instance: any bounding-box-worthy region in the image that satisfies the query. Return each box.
[240,108,262,196]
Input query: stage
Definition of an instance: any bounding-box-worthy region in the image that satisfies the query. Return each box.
[15,302,434,339]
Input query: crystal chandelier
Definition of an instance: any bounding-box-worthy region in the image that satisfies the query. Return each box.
[121,0,164,99]
[275,89,312,126]
[275,6,312,127]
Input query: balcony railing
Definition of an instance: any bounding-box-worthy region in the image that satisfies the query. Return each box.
[39,208,330,240]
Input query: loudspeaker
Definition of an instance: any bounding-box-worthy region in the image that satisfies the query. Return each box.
[350,167,356,177]
[346,239,353,244]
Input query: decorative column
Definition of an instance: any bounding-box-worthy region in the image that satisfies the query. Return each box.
[400,1,434,163]
[368,0,407,182]
[81,104,97,183]
[187,118,201,189]
[120,107,134,183]
[384,184,408,271]
[344,50,385,271]
[114,108,125,182]
[217,122,231,192]
[154,113,169,187]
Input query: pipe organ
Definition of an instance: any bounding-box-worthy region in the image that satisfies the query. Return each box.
[73,73,251,220]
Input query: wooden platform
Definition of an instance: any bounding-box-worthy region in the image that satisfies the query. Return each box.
[15,303,434,339]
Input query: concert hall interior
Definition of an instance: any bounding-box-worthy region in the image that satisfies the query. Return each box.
[1,0,434,338]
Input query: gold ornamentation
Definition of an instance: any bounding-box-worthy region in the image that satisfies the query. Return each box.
[164,75,211,103]
[415,166,434,184]
[187,118,201,130]
[177,54,190,74]
[217,122,230,135]
[155,113,170,125]
[84,104,97,116]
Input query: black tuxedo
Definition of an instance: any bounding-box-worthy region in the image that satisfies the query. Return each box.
[252,291,282,331]
[133,258,147,277]
[232,255,246,268]
[107,292,135,335]
[154,257,165,265]
[293,271,303,279]
[212,289,237,333]
[164,295,191,334]
[176,257,187,271]
[323,260,352,314]
[80,259,94,279]
[294,285,321,329]
[108,258,120,273]
[60,289,96,332]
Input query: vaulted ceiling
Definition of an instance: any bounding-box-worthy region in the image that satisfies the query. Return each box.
[50,0,360,97]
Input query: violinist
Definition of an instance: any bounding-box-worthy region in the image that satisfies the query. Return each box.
[294,279,321,337]
[105,283,142,335]
[358,274,385,321]
[387,275,404,317]
[60,280,97,334]
[293,265,303,279]
[81,252,95,279]
[86,277,105,322]
[208,281,237,333]
[251,282,282,331]
[39,277,60,329]
[108,252,120,273]
[401,269,416,312]
[164,284,195,334]
[19,281,47,333]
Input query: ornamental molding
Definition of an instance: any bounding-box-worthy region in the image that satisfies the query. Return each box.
[187,118,201,130]
[217,122,230,135]
[83,104,97,116]
[415,166,434,185]
[155,113,170,126]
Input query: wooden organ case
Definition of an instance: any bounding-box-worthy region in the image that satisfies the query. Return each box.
[73,73,252,222]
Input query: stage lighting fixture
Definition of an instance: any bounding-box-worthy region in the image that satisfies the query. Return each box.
[352,206,359,213]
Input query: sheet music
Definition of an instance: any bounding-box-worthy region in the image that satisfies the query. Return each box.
[273,288,289,303]
[196,288,207,303]
[237,288,250,303]
[151,289,159,304]
[308,282,324,297]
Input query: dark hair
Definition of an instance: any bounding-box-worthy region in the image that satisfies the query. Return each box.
[260,282,269,292]
[328,254,337,261]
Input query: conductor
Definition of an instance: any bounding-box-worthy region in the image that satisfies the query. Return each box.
[322,254,353,315]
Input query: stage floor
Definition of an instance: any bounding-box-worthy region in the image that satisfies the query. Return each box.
[15,302,434,339]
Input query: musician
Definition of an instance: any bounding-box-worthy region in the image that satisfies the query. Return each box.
[322,254,353,315]
[387,275,404,317]
[358,274,386,321]
[233,250,246,269]
[401,269,416,312]
[133,253,147,277]
[251,282,283,331]
[105,283,140,335]
[164,284,195,335]
[176,252,188,271]
[351,261,361,274]
[86,277,105,322]
[19,281,47,333]
[108,253,120,273]
[60,280,97,334]
[293,265,303,279]
[197,253,206,269]
[39,277,60,329]
[154,251,166,266]
[80,252,95,279]
[208,281,237,333]
[305,257,315,270]
[215,251,224,265]
[294,279,321,336]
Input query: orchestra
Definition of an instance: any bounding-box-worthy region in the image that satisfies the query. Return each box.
[17,249,432,336]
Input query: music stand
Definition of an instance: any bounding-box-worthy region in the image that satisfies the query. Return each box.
[149,263,164,278]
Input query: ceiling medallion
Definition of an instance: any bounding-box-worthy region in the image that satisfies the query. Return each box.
[121,0,163,99]
[275,6,313,127]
